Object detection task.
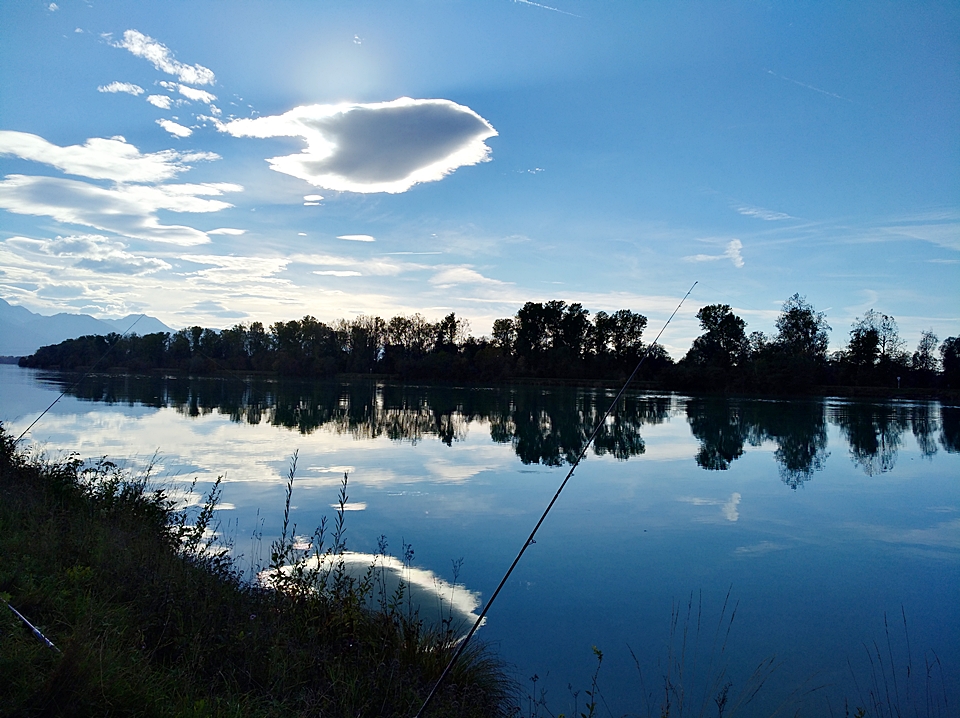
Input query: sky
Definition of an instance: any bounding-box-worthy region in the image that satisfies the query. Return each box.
[1,0,958,358]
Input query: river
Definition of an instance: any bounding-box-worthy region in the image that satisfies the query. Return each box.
[1,364,957,715]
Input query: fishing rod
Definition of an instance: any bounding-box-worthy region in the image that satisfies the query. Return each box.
[414,281,697,718]
[14,314,146,446]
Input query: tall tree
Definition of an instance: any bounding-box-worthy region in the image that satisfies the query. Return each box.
[685,304,748,368]
[774,294,830,361]
[912,330,940,373]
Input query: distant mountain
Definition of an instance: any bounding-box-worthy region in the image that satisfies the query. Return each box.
[0,298,173,357]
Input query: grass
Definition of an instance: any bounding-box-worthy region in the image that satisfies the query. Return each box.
[0,423,512,717]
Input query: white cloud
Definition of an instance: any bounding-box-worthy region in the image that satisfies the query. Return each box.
[0,174,240,245]
[683,239,744,268]
[735,204,791,221]
[429,266,507,287]
[314,270,362,277]
[98,81,144,95]
[222,97,497,194]
[157,119,192,138]
[337,234,375,242]
[303,194,324,202]
[292,252,413,277]
[878,217,960,252]
[146,94,173,109]
[207,228,246,236]
[115,30,215,86]
[177,85,217,104]
[179,254,291,286]
[5,234,170,275]
[0,131,217,183]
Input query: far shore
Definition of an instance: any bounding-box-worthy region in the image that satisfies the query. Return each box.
[7,361,957,402]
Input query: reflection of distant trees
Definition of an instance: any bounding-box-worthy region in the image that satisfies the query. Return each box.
[488,388,669,465]
[44,374,668,466]
[39,372,958,477]
[909,402,939,459]
[831,402,906,476]
[686,398,750,470]
[685,398,829,487]
[940,407,959,453]
[748,401,828,489]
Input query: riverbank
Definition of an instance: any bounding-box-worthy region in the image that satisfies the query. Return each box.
[0,424,511,717]
[12,359,960,403]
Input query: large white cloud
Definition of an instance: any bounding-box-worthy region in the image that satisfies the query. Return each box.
[0,175,240,245]
[222,97,497,193]
[115,30,215,86]
[0,131,216,183]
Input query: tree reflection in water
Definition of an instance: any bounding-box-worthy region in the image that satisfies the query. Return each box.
[831,402,907,476]
[37,372,956,481]
[684,399,829,487]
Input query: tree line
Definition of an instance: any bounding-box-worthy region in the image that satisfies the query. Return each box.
[18,295,960,393]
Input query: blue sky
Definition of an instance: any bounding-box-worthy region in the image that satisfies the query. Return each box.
[1,0,957,357]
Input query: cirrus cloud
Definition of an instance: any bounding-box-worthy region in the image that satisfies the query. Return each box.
[221,97,497,194]
[114,30,215,86]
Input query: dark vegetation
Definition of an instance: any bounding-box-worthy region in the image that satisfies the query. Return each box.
[0,424,511,717]
[18,295,960,396]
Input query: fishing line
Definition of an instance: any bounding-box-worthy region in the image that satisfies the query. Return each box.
[414,281,697,718]
[14,314,146,446]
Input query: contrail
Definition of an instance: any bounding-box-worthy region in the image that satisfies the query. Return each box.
[766,69,852,102]
[513,0,581,18]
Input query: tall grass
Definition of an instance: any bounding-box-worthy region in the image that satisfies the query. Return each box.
[0,423,512,717]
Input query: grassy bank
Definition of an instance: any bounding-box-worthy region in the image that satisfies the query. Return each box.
[0,424,511,717]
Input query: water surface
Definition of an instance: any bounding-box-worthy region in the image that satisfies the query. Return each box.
[2,365,957,714]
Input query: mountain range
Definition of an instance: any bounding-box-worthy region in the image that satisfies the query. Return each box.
[0,298,173,357]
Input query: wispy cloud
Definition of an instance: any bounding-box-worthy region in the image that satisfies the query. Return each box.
[0,131,216,183]
[0,175,240,245]
[337,234,375,242]
[114,30,215,86]
[314,270,362,277]
[876,215,960,252]
[684,239,744,268]
[765,69,851,102]
[735,204,792,221]
[222,97,497,194]
[97,81,144,95]
[6,234,171,275]
[429,266,507,287]
[180,255,290,286]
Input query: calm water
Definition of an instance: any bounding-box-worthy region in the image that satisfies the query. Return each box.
[2,364,958,715]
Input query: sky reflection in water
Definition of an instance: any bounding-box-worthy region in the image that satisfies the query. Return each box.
[1,365,957,714]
